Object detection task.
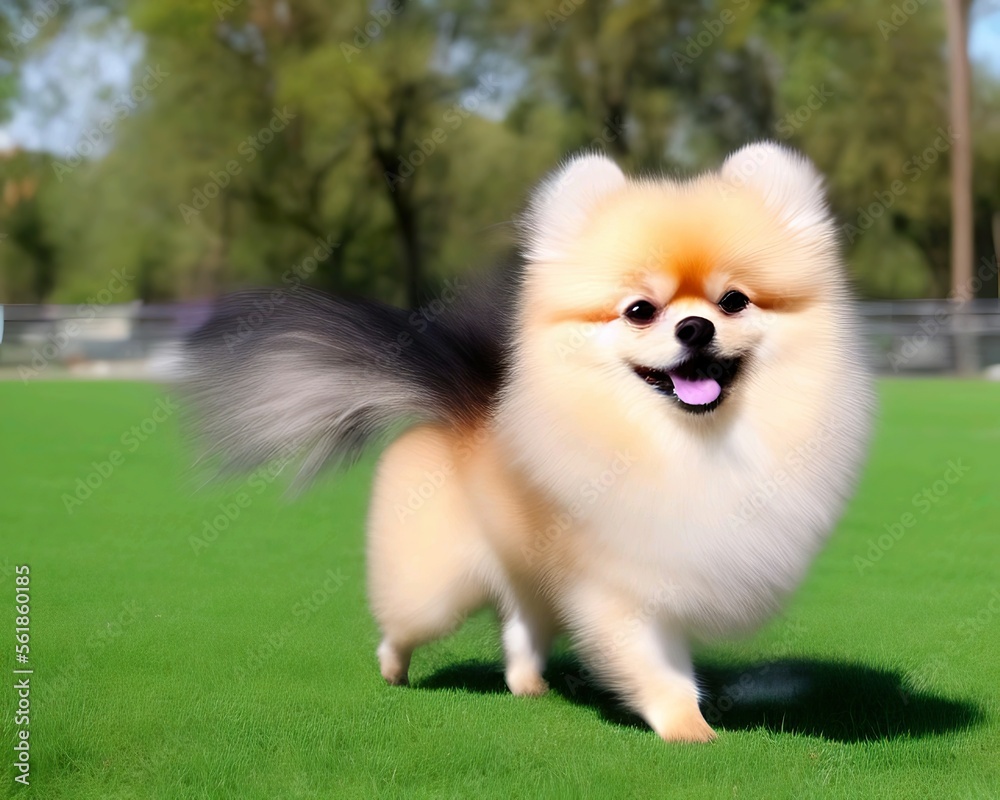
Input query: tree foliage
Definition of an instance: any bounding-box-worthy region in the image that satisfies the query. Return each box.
[1,0,997,304]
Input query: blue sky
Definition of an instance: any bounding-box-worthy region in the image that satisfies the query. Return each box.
[970,6,1000,73]
[2,6,1000,156]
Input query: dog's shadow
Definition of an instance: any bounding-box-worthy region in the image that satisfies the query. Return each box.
[416,655,983,742]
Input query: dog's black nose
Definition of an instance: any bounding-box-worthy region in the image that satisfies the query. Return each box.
[675,316,715,348]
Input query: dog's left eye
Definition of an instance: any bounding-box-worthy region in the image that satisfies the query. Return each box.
[718,290,750,314]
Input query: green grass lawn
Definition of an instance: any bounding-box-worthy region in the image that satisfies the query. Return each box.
[2,380,999,799]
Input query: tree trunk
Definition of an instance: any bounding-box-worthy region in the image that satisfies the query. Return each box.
[387,188,423,309]
[375,146,423,309]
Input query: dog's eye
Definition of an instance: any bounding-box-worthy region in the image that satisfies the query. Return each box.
[718,290,750,314]
[624,300,658,325]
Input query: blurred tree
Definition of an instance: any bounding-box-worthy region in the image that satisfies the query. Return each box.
[477,0,776,171]
[0,151,55,302]
[0,0,998,304]
[121,0,498,307]
[760,0,952,297]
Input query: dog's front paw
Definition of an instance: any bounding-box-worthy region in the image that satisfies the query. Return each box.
[648,699,717,743]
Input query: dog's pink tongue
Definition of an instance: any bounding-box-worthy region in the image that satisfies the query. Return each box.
[669,373,721,406]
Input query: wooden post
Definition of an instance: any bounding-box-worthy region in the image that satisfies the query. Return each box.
[945,0,977,373]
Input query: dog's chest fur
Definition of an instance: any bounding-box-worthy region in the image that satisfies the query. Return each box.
[490,368,869,638]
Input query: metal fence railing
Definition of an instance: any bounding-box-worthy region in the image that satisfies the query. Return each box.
[2,300,999,378]
[860,299,1000,374]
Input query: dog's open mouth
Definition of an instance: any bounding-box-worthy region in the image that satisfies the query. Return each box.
[632,354,742,414]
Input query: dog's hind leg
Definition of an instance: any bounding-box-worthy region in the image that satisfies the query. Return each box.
[367,425,492,686]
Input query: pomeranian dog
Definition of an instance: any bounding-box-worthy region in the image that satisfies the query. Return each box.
[183,142,872,742]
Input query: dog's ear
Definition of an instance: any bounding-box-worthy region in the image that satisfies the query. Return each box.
[720,142,831,234]
[521,152,627,263]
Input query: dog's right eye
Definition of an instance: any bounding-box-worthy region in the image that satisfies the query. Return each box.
[624,300,658,325]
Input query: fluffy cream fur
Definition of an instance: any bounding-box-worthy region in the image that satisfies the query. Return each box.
[368,143,873,742]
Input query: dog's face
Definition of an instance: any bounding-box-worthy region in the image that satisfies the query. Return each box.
[514,144,849,427]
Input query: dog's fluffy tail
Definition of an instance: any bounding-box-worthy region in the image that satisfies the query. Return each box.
[181,282,509,487]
